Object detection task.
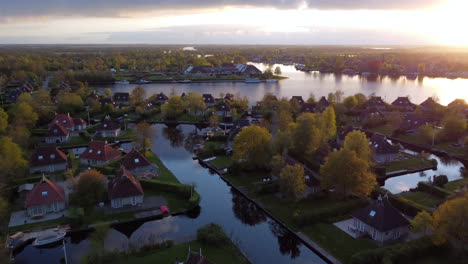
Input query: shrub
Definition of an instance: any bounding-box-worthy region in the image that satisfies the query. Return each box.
[372,188,429,217]
[140,179,192,197]
[433,175,448,187]
[417,182,452,198]
[197,223,229,245]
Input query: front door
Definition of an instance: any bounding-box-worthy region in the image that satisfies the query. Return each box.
[131,196,137,205]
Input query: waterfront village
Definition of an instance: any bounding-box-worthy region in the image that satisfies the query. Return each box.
[0,53,467,264]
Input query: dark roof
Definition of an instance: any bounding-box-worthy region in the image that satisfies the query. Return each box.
[448,99,468,108]
[187,65,213,74]
[49,113,74,129]
[338,126,357,141]
[420,97,441,110]
[402,114,428,130]
[369,133,399,154]
[113,92,130,101]
[352,196,410,232]
[216,101,231,112]
[290,96,304,105]
[391,97,415,110]
[360,108,384,120]
[156,92,169,101]
[80,141,121,161]
[100,97,116,105]
[108,167,144,199]
[202,94,215,103]
[47,123,70,137]
[224,93,234,101]
[184,251,215,264]
[96,119,121,131]
[120,149,152,171]
[25,177,66,207]
[30,146,67,167]
[88,91,100,100]
[364,96,387,108]
[301,103,316,113]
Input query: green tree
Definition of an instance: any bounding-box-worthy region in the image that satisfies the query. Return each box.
[75,169,105,207]
[0,137,27,183]
[209,114,219,130]
[292,113,323,155]
[183,91,206,115]
[410,211,433,235]
[9,102,38,128]
[8,123,30,149]
[130,86,146,105]
[320,148,376,199]
[420,124,436,145]
[322,106,337,140]
[233,125,272,169]
[432,192,468,247]
[161,96,183,119]
[0,108,8,134]
[354,93,367,107]
[441,115,467,142]
[270,154,285,176]
[343,130,371,161]
[343,96,358,110]
[134,122,154,153]
[274,66,282,75]
[103,88,112,97]
[279,164,306,201]
[58,93,84,114]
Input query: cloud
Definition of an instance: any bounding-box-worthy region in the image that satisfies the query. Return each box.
[0,0,444,22]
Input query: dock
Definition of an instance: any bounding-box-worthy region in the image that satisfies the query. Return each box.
[134,209,163,220]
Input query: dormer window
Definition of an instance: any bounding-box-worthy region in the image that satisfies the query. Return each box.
[89,149,93,153]
[134,158,139,163]
[104,124,108,128]
[369,210,376,217]
[50,154,55,159]
[54,129,58,133]
[41,191,48,197]
[97,150,102,155]
[62,120,66,123]
[38,155,44,160]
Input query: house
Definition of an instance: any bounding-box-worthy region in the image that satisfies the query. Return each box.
[25,177,66,217]
[351,195,410,244]
[358,108,385,122]
[364,96,387,111]
[113,92,130,106]
[203,94,216,107]
[400,114,429,133]
[120,149,158,178]
[49,113,86,132]
[108,167,144,208]
[30,146,68,173]
[235,64,262,77]
[217,63,239,76]
[223,93,235,102]
[155,92,169,105]
[45,123,70,143]
[95,117,121,138]
[283,155,321,193]
[448,98,468,119]
[228,119,251,141]
[88,90,101,101]
[18,184,34,200]
[184,65,214,76]
[369,133,399,163]
[316,96,330,111]
[99,97,116,107]
[6,89,25,103]
[215,101,232,117]
[391,97,416,112]
[57,81,72,93]
[80,141,121,165]
[301,103,316,113]
[290,96,305,105]
[420,97,442,112]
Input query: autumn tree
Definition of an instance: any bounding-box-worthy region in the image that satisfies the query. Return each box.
[279,164,306,201]
[134,122,154,153]
[277,99,293,132]
[343,130,371,161]
[31,89,55,121]
[322,106,337,139]
[419,124,436,145]
[270,154,285,176]
[410,211,433,235]
[233,125,272,169]
[103,88,112,97]
[0,108,7,134]
[320,148,376,199]
[431,192,468,247]
[0,137,27,183]
[8,123,30,149]
[183,91,206,115]
[292,113,322,155]
[343,96,358,110]
[130,86,146,105]
[58,93,84,114]
[161,96,183,119]
[75,169,105,207]
[9,102,38,128]
[440,115,467,142]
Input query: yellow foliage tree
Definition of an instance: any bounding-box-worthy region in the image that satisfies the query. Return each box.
[432,192,468,247]
[279,164,306,201]
[233,125,272,169]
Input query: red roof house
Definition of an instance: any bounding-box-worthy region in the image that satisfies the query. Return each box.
[80,141,121,165]
[108,167,144,208]
[120,149,158,177]
[45,123,70,143]
[30,146,68,173]
[49,113,86,132]
[25,177,67,217]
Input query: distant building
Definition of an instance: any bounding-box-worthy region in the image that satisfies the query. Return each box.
[108,168,144,208]
[358,108,385,122]
[25,177,66,217]
[401,114,429,133]
[45,123,70,144]
[364,96,387,111]
[120,149,158,178]
[369,133,399,163]
[301,103,316,113]
[95,117,121,138]
[80,141,121,165]
[316,96,330,111]
[113,92,130,106]
[30,146,68,173]
[202,94,216,107]
[351,195,410,244]
[236,64,262,77]
[290,96,305,105]
[391,97,416,112]
[99,97,116,107]
[420,97,442,112]
[215,101,232,117]
[49,113,86,132]
[184,65,214,76]
[155,92,169,105]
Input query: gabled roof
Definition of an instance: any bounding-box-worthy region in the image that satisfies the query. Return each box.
[113,92,130,101]
[448,98,468,108]
[420,97,441,110]
[216,101,231,112]
[338,126,356,141]
[49,113,74,129]
[352,195,410,232]
[360,108,384,120]
[88,91,100,100]
[156,92,169,101]
[30,146,67,167]
[80,141,121,161]
[108,167,144,199]
[120,149,152,171]
[47,123,70,137]
[96,119,121,131]
[391,97,413,106]
[402,114,428,130]
[290,96,304,105]
[317,96,330,109]
[186,65,213,74]
[301,103,316,113]
[99,97,116,105]
[369,133,399,154]
[202,94,215,103]
[25,177,66,207]
[364,96,387,108]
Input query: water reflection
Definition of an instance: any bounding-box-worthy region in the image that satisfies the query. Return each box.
[269,220,301,259]
[163,126,185,148]
[232,190,267,226]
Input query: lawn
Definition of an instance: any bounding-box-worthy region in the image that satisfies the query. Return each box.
[399,191,443,208]
[210,155,233,169]
[145,151,181,184]
[222,171,267,190]
[303,223,377,264]
[9,217,68,233]
[444,178,468,192]
[144,189,189,212]
[385,154,434,173]
[114,240,250,264]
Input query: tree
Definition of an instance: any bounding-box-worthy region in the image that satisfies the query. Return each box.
[58,93,84,114]
[410,211,433,235]
[0,108,8,134]
[209,114,219,130]
[161,96,183,119]
[277,99,293,132]
[9,102,38,128]
[354,93,367,107]
[130,86,146,105]
[274,66,282,75]
[183,91,206,115]
[279,164,306,201]
[343,96,358,110]
[0,137,27,183]
[321,107,337,140]
[264,68,273,79]
[320,148,376,199]
[103,88,112,97]
[233,125,272,169]
[270,154,285,176]
[420,124,436,145]
[343,130,371,161]
[134,122,154,153]
[75,169,105,207]
[292,113,323,155]
[432,192,468,247]
[441,115,467,142]
[8,123,30,149]
[31,90,55,121]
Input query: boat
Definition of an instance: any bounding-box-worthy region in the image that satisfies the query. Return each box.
[265,79,278,83]
[135,79,150,84]
[115,80,130,85]
[32,232,66,247]
[244,78,261,83]
[178,79,192,83]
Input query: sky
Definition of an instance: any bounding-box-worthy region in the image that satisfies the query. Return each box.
[0,0,467,45]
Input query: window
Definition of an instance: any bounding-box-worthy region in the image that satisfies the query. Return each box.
[372,228,377,239]
[134,158,139,163]
[393,229,400,239]
[89,149,93,153]
[41,191,48,197]
[369,210,376,217]
[104,124,108,128]
[38,155,44,160]
[97,150,102,155]
[50,154,55,159]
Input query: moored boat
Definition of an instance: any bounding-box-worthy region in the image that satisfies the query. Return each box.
[265,78,278,83]
[244,78,261,83]
[32,232,66,247]
[115,80,130,84]
[178,79,192,83]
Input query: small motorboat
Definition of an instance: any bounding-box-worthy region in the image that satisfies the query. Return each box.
[178,79,192,83]
[265,78,278,83]
[115,80,130,84]
[244,78,261,83]
[32,232,66,247]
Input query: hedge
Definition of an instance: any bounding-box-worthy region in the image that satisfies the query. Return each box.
[372,188,430,217]
[254,181,279,195]
[293,198,369,227]
[350,236,446,264]
[417,182,452,199]
[140,178,192,197]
